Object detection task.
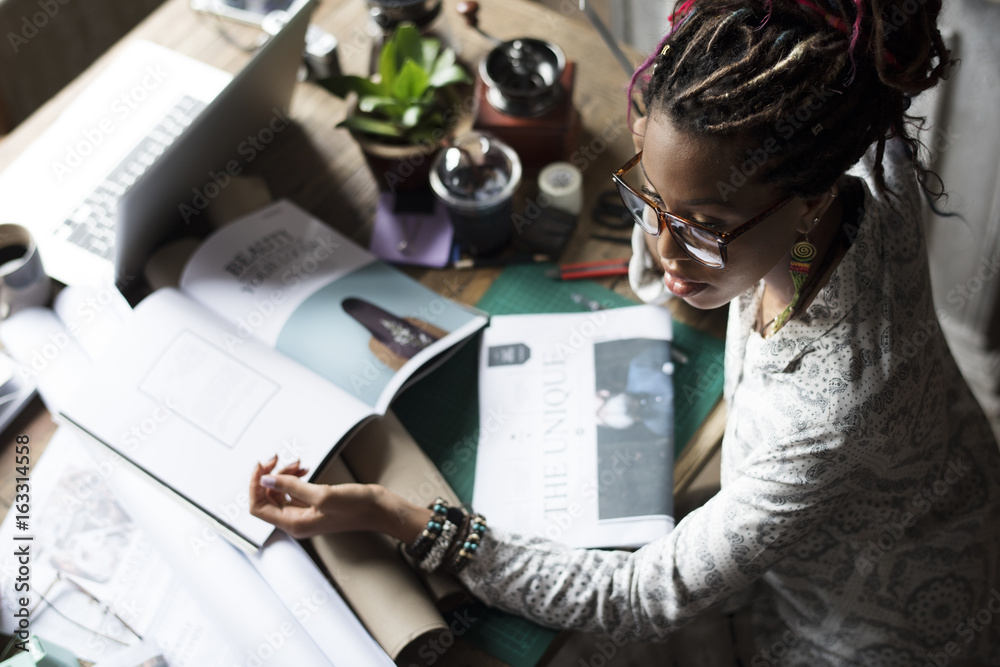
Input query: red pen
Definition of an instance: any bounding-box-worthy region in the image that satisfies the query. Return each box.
[546,257,630,280]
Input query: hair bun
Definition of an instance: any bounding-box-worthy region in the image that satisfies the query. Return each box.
[872,0,952,94]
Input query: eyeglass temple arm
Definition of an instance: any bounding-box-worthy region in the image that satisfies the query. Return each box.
[719,197,794,244]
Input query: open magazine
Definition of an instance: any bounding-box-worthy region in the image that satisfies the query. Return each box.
[0,428,393,666]
[58,200,488,552]
[473,307,675,548]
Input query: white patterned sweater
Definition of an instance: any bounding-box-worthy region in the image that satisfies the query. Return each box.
[458,141,1000,665]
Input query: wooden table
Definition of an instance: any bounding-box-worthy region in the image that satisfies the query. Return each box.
[0,0,728,663]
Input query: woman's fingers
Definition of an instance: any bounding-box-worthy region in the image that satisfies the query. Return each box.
[249,499,319,536]
[249,467,311,530]
[250,457,378,536]
[259,473,328,507]
[277,460,309,477]
[270,461,309,505]
[249,462,270,508]
[265,488,288,507]
[251,457,297,509]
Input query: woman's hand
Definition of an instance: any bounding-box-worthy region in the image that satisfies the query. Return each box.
[248,455,431,542]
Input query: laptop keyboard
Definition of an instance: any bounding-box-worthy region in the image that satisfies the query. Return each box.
[54,95,208,260]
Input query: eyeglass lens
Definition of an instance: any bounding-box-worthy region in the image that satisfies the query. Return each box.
[613,170,725,268]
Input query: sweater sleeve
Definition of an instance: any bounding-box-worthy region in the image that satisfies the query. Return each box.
[627,223,672,306]
[457,428,855,640]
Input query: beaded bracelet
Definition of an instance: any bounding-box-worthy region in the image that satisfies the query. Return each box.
[446,512,487,574]
[444,505,467,532]
[439,506,470,568]
[419,519,457,572]
[405,497,448,561]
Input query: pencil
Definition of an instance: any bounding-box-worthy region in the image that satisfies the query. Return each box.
[549,266,629,280]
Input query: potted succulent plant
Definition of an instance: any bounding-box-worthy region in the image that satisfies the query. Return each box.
[323,23,472,191]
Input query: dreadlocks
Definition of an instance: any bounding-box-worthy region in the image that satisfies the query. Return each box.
[630,0,951,199]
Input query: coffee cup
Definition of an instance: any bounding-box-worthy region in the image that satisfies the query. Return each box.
[0,223,52,319]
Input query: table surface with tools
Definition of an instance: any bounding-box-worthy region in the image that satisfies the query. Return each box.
[0,0,729,664]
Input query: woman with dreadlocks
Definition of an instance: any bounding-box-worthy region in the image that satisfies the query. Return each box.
[250,0,1000,662]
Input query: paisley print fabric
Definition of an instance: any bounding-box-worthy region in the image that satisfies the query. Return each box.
[458,140,1000,665]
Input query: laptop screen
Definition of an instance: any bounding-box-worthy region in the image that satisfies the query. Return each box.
[115,0,318,305]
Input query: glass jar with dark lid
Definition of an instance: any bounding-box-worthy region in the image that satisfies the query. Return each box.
[430,131,522,256]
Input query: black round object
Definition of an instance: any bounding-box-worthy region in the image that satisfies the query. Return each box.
[479,38,566,118]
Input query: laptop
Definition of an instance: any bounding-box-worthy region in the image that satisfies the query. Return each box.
[0,0,317,302]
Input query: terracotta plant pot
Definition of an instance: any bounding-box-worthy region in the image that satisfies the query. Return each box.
[354,132,442,192]
[345,86,475,192]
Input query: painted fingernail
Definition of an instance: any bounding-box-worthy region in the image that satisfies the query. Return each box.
[260,476,277,489]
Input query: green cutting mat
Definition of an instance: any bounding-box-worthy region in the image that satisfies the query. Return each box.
[393,263,725,667]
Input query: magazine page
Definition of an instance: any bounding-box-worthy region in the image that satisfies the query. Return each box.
[0,429,235,665]
[472,306,676,549]
[248,532,393,667]
[60,287,373,550]
[179,199,488,414]
[99,436,393,667]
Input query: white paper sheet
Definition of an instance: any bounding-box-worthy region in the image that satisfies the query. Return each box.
[0,429,235,665]
[0,307,94,414]
[249,533,393,667]
[0,427,394,666]
[52,284,131,362]
[103,451,338,666]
